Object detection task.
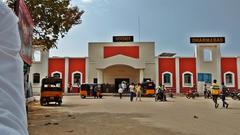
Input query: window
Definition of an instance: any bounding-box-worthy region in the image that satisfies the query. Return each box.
[72,72,82,86]
[162,72,172,87]
[33,50,41,62]
[33,73,40,83]
[198,73,212,83]
[182,72,193,87]
[51,71,62,79]
[224,72,235,87]
[203,49,212,62]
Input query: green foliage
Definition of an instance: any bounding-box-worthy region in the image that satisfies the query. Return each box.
[7,0,84,49]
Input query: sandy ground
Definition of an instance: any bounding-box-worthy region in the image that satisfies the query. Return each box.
[28,96,240,135]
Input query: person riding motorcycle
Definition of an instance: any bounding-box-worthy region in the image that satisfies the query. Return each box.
[155,85,167,101]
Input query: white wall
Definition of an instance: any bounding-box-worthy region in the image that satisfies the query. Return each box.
[195,44,221,83]
[88,42,155,84]
[103,65,139,84]
[238,57,240,89]
[29,47,49,95]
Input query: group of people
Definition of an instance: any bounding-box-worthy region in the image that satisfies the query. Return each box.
[118,81,142,102]
[118,81,169,102]
[209,80,229,109]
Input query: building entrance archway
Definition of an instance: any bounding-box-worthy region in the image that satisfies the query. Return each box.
[102,65,140,92]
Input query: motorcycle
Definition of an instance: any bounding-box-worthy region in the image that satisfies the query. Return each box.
[230,90,240,100]
[155,90,167,102]
[204,89,212,99]
[186,89,198,99]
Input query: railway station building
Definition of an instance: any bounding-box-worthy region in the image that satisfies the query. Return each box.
[30,36,240,94]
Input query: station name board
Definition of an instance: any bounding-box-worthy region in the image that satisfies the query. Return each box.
[190,37,225,43]
[113,36,134,42]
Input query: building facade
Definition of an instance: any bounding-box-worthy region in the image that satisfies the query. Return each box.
[30,37,240,94]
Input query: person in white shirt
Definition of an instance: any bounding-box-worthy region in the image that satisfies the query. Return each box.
[129,83,135,102]
[0,1,29,135]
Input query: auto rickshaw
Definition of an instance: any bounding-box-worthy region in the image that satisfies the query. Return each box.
[80,84,103,99]
[142,81,156,96]
[40,77,63,106]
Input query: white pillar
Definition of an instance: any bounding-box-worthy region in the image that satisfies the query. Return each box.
[97,69,103,84]
[64,58,69,93]
[216,45,222,84]
[85,58,89,83]
[175,57,180,94]
[139,69,144,83]
[155,57,159,85]
[237,57,240,89]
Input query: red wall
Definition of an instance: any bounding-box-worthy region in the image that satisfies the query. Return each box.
[68,58,86,86]
[179,58,196,93]
[158,58,176,93]
[221,58,238,91]
[104,46,139,59]
[48,58,65,89]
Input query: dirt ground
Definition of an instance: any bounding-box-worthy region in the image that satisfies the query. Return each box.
[28,96,240,135]
[28,102,182,135]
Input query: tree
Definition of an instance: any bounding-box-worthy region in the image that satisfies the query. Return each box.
[7,0,84,49]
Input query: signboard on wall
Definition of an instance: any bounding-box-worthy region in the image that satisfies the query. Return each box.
[113,36,134,42]
[190,37,225,43]
[17,0,34,65]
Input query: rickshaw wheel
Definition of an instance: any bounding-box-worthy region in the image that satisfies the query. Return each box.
[58,101,62,106]
[81,96,86,99]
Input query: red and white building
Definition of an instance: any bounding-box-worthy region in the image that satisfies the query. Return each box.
[30,37,240,94]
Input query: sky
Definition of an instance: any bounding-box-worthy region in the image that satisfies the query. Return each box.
[50,0,240,57]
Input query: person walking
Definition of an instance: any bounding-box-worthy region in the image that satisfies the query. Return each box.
[211,80,220,108]
[204,83,207,99]
[221,82,229,108]
[135,83,142,101]
[118,84,123,99]
[129,83,135,102]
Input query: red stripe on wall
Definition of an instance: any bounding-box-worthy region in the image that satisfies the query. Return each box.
[104,46,139,59]
[179,58,196,93]
[48,58,65,90]
[221,58,238,91]
[158,58,176,93]
[69,58,86,85]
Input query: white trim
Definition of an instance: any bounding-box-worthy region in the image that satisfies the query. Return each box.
[175,57,180,93]
[238,57,240,89]
[155,57,159,85]
[51,71,62,78]
[224,71,235,87]
[64,58,69,93]
[162,72,173,87]
[182,71,193,87]
[85,58,89,83]
[139,69,144,83]
[71,71,83,87]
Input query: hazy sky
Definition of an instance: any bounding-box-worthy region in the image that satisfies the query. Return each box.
[50,0,240,57]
